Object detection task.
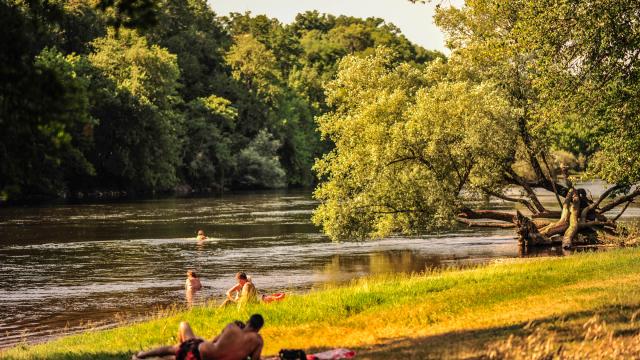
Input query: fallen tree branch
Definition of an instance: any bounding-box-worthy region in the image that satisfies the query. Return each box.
[484,189,537,214]
[532,211,562,219]
[599,188,640,214]
[541,152,563,208]
[580,184,625,221]
[612,200,634,221]
[505,169,546,214]
[457,208,516,223]
[456,218,516,228]
[516,211,555,246]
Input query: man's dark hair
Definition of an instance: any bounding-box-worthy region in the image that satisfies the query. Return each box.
[236,272,248,280]
[247,314,264,331]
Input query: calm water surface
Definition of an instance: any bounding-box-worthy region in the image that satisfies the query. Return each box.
[0,186,637,348]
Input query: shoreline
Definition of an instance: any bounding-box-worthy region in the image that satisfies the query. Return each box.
[3,247,640,359]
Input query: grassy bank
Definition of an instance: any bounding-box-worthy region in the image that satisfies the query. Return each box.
[4,248,640,359]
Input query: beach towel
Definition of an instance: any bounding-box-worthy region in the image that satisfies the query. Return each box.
[262,292,286,303]
[307,348,356,360]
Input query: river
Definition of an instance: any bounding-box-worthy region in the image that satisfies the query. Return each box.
[0,185,637,348]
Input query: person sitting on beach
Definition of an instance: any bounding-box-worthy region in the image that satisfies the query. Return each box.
[196,230,207,241]
[219,272,258,308]
[132,314,264,360]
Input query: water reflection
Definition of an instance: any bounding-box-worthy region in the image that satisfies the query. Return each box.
[321,251,442,280]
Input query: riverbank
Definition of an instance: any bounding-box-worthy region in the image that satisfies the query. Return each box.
[3,247,640,359]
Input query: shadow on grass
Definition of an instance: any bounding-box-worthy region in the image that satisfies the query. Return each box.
[346,303,640,360]
[1,351,133,360]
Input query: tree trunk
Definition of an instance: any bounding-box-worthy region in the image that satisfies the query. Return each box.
[538,189,574,237]
[515,211,556,247]
[562,189,581,248]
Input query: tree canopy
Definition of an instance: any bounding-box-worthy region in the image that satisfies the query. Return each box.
[313,0,640,247]
[0,1,444,202]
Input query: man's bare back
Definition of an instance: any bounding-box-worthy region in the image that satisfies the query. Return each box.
[201,322,263,360]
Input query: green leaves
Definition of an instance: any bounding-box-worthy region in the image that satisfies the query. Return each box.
[313,49,515,241]
[235,129,287,189]
[87,28,182,193]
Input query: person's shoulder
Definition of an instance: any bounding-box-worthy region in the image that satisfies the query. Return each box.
[254,333,264,345]
[224,323,241,332]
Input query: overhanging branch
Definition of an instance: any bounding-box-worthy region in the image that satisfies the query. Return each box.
[599,188,640,214]
[456,218,516,228]
[484,188,537,214]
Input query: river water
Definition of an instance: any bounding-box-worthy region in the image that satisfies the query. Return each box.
[0,186,638,348]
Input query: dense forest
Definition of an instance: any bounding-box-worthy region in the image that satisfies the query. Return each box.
[0,0,444,202]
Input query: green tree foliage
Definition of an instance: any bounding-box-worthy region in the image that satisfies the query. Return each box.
[181,95,236,191]
[224,12,302,76]
[510,0,640,186]
[87,29,182,192]
[235,129,287,189]
[96,0,158,30]
[313,49,515,240]
[143,0,230,101]
[0,1,443,201]
[58,0,107,54]
[225,33,282,140]
[0,1,93,201]
[314,0,640,246]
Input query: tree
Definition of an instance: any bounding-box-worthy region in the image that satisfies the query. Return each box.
[181,95,236,191]
[313,48,515,240]
[0,1,94,201]
[87,29,182,193]
[314,0,640,249]
[143,0,230,101]
[234,129,286,189]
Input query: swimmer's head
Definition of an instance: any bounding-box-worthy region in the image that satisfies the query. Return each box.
[197,230,205,236]
[187,270,197,278]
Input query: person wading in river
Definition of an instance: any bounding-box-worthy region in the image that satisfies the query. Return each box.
[185,270,203,307]
[132,314,264,360]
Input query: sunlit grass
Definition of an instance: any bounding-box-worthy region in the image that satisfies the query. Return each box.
[3,248,640,359]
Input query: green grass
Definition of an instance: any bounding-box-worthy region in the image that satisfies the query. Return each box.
[3,248,640,359]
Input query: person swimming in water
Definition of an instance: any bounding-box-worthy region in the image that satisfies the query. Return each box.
[132,314,264,360]
[196,230,207,241]
[219,272,257,308]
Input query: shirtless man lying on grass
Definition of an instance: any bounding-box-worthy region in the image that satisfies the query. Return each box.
[132,314,264,360]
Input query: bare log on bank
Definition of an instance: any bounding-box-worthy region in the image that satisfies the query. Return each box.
[456,185,638,249]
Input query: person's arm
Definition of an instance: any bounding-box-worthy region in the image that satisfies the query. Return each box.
[185,279,190,290]
[250,337,263,360]
[226,283,241,300]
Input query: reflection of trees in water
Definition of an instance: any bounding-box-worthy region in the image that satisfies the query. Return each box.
[320,250,445,282]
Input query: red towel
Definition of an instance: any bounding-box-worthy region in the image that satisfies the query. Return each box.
[262,292,286,303]
[307,348,356,360]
